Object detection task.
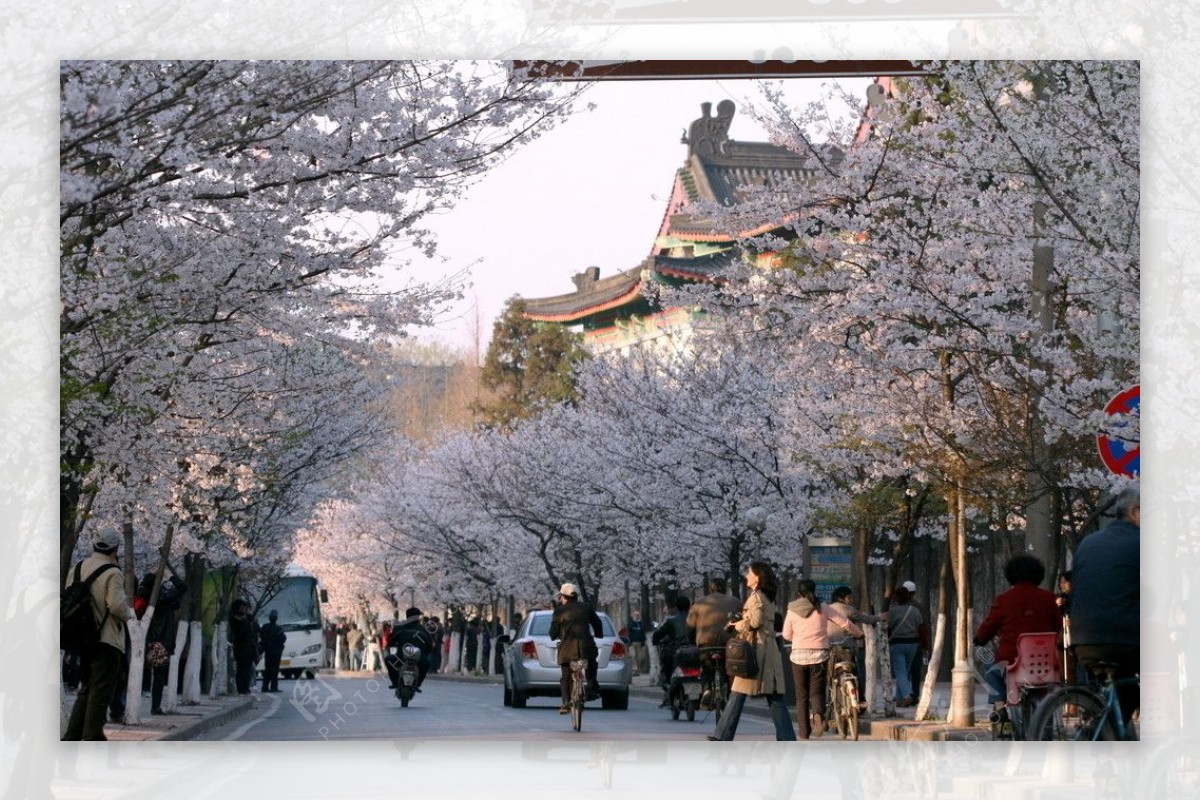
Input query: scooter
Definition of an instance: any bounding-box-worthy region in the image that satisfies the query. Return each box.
[667,645,703,722]
[392,642,424,708]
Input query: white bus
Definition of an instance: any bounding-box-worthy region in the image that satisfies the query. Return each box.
[255,566,326,680]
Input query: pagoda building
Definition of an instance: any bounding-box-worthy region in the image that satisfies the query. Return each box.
[520,99,841,354]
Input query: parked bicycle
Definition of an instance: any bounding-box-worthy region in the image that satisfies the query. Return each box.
[828,644,860,740]
[1027,660,1139,741]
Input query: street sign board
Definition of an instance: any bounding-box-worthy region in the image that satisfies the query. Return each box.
[1097,384,1139,478]
[807,537,853,603]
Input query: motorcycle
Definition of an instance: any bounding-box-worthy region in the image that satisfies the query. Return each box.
[667,645,703,722]
[391,641,424,707]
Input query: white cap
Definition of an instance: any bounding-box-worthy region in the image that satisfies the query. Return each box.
[559,583,580,599]
[902,580,917,592]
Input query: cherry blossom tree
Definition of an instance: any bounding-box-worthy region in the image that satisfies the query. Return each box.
[669,60,1137,720]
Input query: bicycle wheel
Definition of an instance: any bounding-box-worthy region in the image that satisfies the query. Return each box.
[714,672,728,719]
[571,664,585,732]
[831,677,846,739]
[843,680,859,741]
[1027,687,1116,741]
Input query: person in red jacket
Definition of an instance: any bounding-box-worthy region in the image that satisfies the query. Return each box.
[973,554,1062,714]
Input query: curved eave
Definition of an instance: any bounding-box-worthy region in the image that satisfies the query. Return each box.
[664,214,799,243]
[655,265,726,283]
[523,279,647,324]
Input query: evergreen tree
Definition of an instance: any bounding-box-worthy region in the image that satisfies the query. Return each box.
[474,298,589,428]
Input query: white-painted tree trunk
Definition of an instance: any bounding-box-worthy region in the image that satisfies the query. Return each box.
[864,624,878,717]
[182,620,204,703]
[334,637,344,671]
[365,641,382,672]
[163,619,189,712]
[915,611,947,721]
[871,625,896,717]
[122,606,153,724]
[448,631,462,672]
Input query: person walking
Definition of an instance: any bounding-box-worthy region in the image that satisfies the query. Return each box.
[886,585,927,707]
[708,561,796,741]
[782,580,863,738]
[63,534,132,741]
[259,610,288,692]
[625,609,648,676]
[346,622,365,671]
[227,599,260,695]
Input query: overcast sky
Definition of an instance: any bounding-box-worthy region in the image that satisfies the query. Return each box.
[395,75,873,355]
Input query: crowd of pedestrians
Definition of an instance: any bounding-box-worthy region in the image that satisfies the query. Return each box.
[61,484,1139,741]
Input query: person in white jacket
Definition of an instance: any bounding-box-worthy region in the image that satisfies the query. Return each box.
[782,580,862,739]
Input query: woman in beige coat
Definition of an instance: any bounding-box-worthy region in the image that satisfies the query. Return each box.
[708,561,796,741]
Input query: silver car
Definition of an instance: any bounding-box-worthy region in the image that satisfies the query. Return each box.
[502,609,631,710]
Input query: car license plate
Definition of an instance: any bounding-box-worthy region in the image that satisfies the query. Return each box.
[280,659,291,666]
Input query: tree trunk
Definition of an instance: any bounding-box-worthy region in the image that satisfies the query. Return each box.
[914,547,951,721]
[163,619,188,712]
[182,620,204,703]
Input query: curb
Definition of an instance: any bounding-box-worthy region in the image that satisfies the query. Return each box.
[158,696,256,741]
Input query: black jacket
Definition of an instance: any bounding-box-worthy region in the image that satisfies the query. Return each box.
[260,622,287,655]
[228,612,259,661]
[147,577,187,652]
[390,620,434,658]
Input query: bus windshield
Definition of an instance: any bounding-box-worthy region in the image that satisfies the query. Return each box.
[258,577,321,630]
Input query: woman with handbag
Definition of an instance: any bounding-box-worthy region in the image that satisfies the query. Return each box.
[708,561,796,741]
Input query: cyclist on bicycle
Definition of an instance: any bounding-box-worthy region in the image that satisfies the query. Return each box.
[549,582,602,714]
[688,577,743,649]
[972,555,1062,718]
[1069,483,1140,724]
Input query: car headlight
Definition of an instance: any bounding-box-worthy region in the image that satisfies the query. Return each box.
[301,643,322,655]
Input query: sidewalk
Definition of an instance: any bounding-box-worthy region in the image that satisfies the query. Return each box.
[63,692,256,742]
[626,673,994,741]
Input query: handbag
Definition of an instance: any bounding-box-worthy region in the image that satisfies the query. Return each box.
[146,641,170,669]
[724,634,759,679]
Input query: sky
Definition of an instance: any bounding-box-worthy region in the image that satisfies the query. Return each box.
[394,75,873,355]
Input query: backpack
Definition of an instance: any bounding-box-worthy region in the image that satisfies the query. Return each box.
[724,633,759,679]
[60,562,117,655]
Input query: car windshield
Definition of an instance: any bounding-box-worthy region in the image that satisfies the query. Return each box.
[527,612,616,638]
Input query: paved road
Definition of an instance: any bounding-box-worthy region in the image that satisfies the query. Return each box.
[195,674,797,741]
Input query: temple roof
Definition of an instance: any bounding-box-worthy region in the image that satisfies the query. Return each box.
[522,99,828,324]
[521,265,646,323]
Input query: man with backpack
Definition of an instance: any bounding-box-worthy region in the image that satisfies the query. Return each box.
[62,534,132,740]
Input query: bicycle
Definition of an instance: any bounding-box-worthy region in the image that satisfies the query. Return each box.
[988,631,1060,741]
[1027,660,1139,741]
[569,658,588,732]
[698,646,728,721]
[828,644,859,740]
